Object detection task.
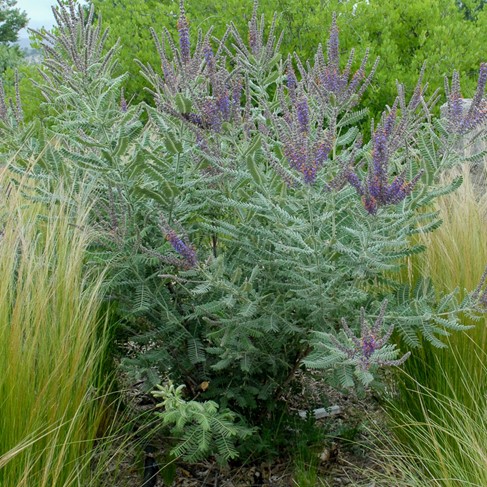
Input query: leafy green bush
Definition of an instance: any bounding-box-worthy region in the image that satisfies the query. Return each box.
[152,382,252,463]
[3,0,486,463]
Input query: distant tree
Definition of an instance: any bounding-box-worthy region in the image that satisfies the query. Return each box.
[0,43,22,71]
[0,0,28,74]
[0,0,28,43]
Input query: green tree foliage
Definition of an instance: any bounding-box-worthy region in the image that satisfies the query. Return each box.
[88,0,174,101]
[0,43,22,71]
[0,0,27,42]
[90,0,485,116]
[0,0,27,73]
[457,0,487,20]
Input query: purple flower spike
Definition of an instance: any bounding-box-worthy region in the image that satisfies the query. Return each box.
[315,139,332,167]
[296,97,310,133]
[232,77,243,107]
[277,98,334,184]
[327,13,340,70]
[203,40,215,73]
[361,336,377,360]
[311,14,378,107]
[217,93,231,122]
[468,63,487,119]
[248,0,260,55]
[177,0,191,64]
[202,98,222,132]
[302,165,317,184]
[330,300,410,371]
[346,170,365,197]
[160,218,198,269]
[383,99,398,137]
[286,56,298,102]
[370,129,388,196]
[447,71,464,130]
[445,64,487,135]
[347,118,423,214]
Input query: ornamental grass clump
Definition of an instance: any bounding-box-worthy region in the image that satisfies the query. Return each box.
[0,177,111,486]
[381,162,487,485]
[3,0,486,463]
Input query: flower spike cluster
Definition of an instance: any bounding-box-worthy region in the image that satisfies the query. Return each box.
[346,107,423,214]
[309,13,379,108]
[272,74,334,184]
[177,0,191,65]
[444,63,487,135]
[329,300,410,370]
[159,217,198,269]
[280,108,333,184]
[145,1,242,134]
[231,0,283,66]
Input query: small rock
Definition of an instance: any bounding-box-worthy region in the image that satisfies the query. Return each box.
[298,405,341,419]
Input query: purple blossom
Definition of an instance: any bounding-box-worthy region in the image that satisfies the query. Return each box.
[277,92,335,184]
[447,71,466,131]
[177,1,191,64]
[369,128,388,200]
[148,0,242,136]
[248,0,260,55]
[283,135,307,172]
[203,40,215,73]
[311,16,378,107]
[361,336,377,360]
[329,300,410,370]
[273,87,335,184]
[286,56,298,102]
[182,112,206,129]
[327,13,340,70]
[347,119,423,215]
[232,76,243,107]
[296,97,309,133]
[315,139,332,166]
[262,140,300,188]
[345,169,365,196]
[383,99,398,137]
[301,157,318,184]
[216,93,231,121]
[386,171,423,204]
[282,132,332,184]
[196,89,234,133]
[445,64,487,135]
[322,66,342,95]
[202,98,222,132]
[160,58,177,92]
[160,220,197,269]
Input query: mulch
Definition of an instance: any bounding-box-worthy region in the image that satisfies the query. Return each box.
[98,360,397,487]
